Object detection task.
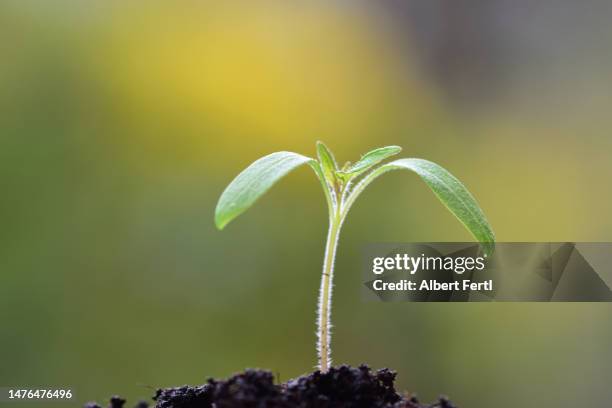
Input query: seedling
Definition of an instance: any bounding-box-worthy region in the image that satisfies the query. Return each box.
[215,142,494,372]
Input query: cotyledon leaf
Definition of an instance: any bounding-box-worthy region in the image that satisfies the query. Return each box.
[347,158,495,255]
[336,145,401,179]
[215,151,315,230]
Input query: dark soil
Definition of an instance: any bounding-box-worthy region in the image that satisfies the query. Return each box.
[85,365,455,408]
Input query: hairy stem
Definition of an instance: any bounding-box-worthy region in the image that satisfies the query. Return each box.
[317,211,342,372]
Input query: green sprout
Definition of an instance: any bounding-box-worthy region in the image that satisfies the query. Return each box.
[215,142,494,372]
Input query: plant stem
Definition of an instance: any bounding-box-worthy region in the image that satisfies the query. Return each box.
[317,211,342,372]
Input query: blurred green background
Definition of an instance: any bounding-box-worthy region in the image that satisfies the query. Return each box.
[1,1,611,407]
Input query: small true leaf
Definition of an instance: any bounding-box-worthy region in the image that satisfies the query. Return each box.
[215,151,314,230]
[316,141,338,186]
[337,146,401,178]
[385,158,495,255]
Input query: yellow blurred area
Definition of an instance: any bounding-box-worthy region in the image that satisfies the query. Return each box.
[94,3,430,157]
